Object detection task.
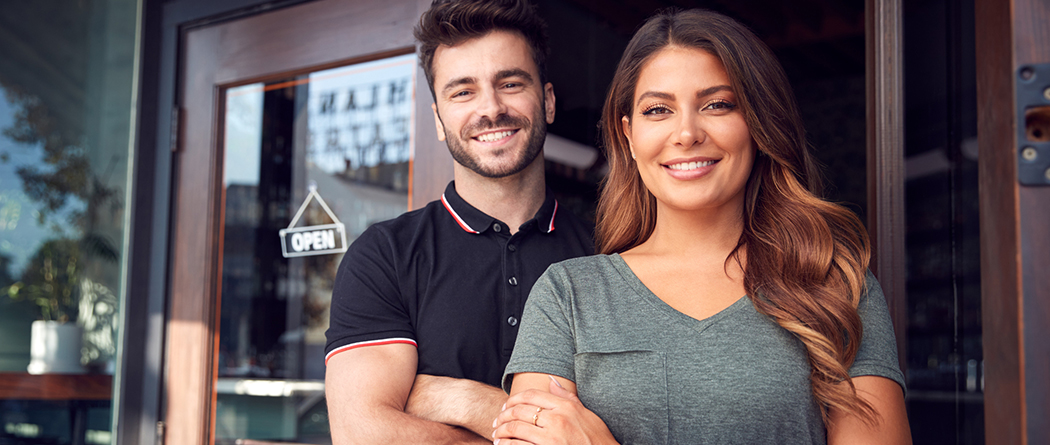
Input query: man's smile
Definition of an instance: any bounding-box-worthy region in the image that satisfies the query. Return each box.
[474,129,519,143]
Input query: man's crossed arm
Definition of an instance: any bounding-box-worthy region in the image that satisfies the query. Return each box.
[325,343,507,444]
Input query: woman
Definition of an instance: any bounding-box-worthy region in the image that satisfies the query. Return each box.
[492,8,910,445]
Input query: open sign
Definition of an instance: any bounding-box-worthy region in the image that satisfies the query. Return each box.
[279,186,349,258]
[279,223,348,258]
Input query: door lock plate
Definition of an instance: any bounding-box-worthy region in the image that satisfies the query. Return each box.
[1017,63,1050,185]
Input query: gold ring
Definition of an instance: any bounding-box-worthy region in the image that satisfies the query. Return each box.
[532,407,542,426]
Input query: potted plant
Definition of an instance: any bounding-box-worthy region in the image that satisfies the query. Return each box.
[3,238,85,374]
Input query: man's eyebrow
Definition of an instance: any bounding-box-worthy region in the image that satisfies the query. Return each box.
[495,69,534,83]
[441,76,478,95]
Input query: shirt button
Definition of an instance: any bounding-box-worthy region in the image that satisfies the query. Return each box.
[507,316,519,327]
[508,244,516,252]
[508,277,518,286]
[493,223,502,232]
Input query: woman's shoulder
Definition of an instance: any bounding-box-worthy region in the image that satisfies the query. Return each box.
[546,253,622,277]
[861,269,887,303]
[535,254,634,296]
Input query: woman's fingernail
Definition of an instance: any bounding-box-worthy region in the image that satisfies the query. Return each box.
[501,403,506,411]
[549,375,564,388]
[493,417,497,428]
[494,440,500,445]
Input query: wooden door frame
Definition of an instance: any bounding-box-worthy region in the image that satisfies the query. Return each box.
[865,0,907,373]
[975,0,1050,443]
[165,0,446,442]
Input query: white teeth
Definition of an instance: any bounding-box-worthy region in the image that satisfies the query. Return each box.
[476,130,515,142]
[668,160,716,170]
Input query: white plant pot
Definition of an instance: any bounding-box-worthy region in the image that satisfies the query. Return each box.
[27,320,85,374]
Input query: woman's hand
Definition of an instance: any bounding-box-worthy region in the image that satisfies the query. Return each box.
[492,375,619,445]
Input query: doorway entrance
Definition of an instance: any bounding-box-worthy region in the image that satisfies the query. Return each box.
[165,0,444,442]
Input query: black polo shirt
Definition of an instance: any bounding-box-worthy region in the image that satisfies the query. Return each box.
[325,181,593,387]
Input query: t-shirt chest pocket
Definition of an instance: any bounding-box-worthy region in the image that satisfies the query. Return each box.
[573,349,669,445]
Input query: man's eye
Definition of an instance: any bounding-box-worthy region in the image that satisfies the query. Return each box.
[451,90,471,98]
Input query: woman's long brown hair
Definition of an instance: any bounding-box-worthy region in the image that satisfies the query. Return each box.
[596,8,877,424]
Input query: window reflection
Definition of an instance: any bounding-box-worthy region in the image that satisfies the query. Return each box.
[0,0,136,442]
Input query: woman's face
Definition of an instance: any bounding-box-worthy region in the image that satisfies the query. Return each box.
[622,45,755,216]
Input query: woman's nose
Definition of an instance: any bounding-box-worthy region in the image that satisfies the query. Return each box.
[674,113,705,148]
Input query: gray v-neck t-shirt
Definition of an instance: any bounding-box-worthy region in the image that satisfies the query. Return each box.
[503,254,905,445]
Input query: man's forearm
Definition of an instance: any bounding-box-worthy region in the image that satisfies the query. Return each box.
[331,403,490,445]
[325,345,492,445]
[406,374,509,437]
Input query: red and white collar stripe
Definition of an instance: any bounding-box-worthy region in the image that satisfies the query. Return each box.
[441,194,479,234]
[547,200,558,233]
[441,193,559,234]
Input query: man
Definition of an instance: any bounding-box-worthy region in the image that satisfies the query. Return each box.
[324,0,593,443]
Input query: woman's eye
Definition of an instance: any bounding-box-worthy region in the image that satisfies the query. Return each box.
[705,100,736,111]
[641,105,671,116]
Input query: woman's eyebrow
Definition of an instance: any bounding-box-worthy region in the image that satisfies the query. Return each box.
[635,91,674,106]
[697,85,732,98]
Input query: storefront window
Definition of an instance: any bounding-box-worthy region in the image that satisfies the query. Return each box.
[0,0,138,443]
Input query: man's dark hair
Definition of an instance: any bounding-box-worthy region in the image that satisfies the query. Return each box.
[414,0,549,99]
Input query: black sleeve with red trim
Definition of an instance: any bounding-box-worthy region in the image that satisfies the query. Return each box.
[324,223,417,365]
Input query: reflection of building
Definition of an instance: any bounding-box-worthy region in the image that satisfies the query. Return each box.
[306,56,415,182]
[339,160,409,193]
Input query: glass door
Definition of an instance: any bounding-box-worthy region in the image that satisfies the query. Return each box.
[165,1,444,442]
[214,54,416,442]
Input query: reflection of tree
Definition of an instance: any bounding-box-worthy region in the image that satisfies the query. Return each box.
[1,84,121,261]
[0,82,121,325]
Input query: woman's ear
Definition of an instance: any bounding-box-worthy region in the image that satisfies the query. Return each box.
[622,115,635,160]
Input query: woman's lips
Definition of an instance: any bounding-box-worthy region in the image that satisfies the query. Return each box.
[662,158,719,179]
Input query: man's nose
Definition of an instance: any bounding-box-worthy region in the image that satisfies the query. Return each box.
[476,88,508,119]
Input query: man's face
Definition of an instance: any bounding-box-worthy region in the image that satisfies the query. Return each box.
[430,30,555,178]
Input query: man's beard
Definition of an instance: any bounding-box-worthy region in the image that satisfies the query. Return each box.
[443,110,546,179]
